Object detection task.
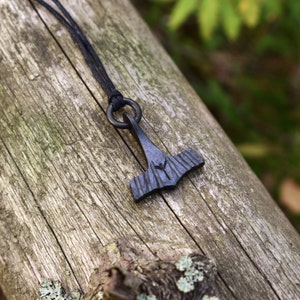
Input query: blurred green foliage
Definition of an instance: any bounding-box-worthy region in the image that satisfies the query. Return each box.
[155,0,286,40]
[133,0,300,230]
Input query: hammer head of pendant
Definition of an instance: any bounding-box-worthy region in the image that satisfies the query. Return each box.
[130,148,205,202]
[123,112,205,202]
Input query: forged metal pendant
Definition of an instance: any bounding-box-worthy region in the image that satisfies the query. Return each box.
[123,113,205,202]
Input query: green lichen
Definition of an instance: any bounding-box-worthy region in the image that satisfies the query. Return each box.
[175,256,205,294]
[175,256,193,271]
[176,277,195,293]
[70,291,83,300]
[39,279,83,300]
[96,291,104,300]
[184,266,199,278]
[137,293,157,300]
[202,296,219,300]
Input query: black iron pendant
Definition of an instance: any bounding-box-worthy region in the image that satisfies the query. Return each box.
[123,113,205,202]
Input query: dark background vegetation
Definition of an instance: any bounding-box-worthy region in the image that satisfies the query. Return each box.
[132,0,300,231]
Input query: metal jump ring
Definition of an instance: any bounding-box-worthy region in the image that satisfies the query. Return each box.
[106,98,142,129]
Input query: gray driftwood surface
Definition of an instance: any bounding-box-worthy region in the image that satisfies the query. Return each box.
[0,0,300,299]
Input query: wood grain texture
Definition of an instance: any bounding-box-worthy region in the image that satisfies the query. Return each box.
[0,0,299,299]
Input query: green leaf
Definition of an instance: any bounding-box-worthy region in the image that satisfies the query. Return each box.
[221,0,242,40]
[169,0,198,30]
[263,0,282,20]
[198,0,220,39]
[237,143,270,158]
[238,0,261,27]
[286,0,300,21]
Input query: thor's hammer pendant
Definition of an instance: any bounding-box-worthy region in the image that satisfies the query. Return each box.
[123,113,205,202]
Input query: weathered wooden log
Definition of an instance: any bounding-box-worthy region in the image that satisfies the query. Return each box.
[0,0,300,299]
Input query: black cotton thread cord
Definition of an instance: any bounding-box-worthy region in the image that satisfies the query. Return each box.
[34,0,142,128]
[34,0,205,202]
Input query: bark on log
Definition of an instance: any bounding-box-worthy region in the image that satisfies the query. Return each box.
[0,0,300,299]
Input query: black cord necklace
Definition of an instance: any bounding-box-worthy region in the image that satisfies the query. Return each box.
[34,0,205,202]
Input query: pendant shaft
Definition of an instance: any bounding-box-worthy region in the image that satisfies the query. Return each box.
[123,113,205,202]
